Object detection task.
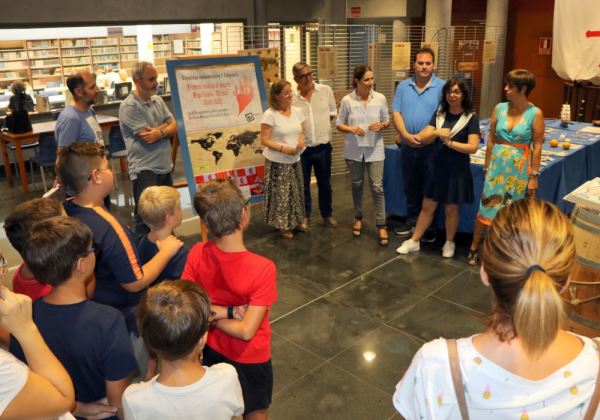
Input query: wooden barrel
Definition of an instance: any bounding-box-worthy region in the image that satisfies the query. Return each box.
[562,206,600,337]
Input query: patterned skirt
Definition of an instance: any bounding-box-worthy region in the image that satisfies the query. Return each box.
[263,159,305,230]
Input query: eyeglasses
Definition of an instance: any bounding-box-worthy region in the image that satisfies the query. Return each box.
[447,89,463,96]
[79,247,96,258]
[0,253,8,277]
[87,167,112,181]
[297,72,314,80]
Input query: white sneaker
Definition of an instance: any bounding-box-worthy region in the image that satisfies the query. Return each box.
[396,239,420,255]
[442,241,456,258]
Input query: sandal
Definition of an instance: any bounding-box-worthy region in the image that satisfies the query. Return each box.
[378,227,389,247]
[467,249,479,266]
[280,230,294,239]
[296,218,309,232]
[352,219,362,237]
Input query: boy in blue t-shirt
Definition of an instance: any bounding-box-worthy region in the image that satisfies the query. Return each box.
[9,217,138,419]
[56,142,183,332]
[136,185,189,290]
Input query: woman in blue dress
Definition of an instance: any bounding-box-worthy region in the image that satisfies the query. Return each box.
[467,69,544,265]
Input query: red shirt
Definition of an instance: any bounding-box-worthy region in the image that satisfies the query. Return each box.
[12,263,52,301]
[183,241,276,363]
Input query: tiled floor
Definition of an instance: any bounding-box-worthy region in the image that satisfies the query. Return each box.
[0,163,492,420]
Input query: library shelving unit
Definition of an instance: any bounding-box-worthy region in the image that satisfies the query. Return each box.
[91,37,120,72]
[184,39,202,55]
[0,41,31,91]
[26,39,62,89]
[118,36,138,73]
[153,35,172,77]
[60,38,92,76]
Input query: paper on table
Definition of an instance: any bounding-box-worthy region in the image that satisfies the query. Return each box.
[564,177,600,212]
[578,126,600,135]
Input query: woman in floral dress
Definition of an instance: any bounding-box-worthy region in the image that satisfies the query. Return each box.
[467,69,544,265]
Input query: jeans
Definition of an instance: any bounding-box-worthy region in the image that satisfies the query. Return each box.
[132,170,173,235]
[300,143,333,218]
[400,145,434,227]
[346,158,386,227]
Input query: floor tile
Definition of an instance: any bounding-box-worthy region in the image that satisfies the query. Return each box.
[272,298,382,360]
[387,295,486,341]
[434,267,493,314]
[269,363,397,420]
[271,333,325,393]
[329,325,423,394]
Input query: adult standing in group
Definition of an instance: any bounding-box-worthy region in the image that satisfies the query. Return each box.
[336,65,390,246]
[260,79,306,239]
[55,70,104,148]
[394,199,600,419]
[292,62,338,229]
[467,69,544,266]
[396,79,480,258]
[119,61,177,235]
[392,47,445,241]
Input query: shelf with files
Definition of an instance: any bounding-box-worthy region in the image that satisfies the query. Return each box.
[0,41,31,89]
[26,40,62,88]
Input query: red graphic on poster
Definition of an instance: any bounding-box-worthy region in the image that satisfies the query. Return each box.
[195,165,265,198]
[234,76,254,115]
[586,30,600,38]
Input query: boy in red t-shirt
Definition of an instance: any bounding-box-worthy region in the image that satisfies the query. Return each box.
[183,180,276,420]
[4,198,63,300]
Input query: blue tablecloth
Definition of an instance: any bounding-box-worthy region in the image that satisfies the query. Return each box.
[383,119,600,233]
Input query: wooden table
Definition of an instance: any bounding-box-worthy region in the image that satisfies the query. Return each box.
[0,114,119,193]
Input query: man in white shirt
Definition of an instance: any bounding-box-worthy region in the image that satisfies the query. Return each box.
[292,62,338,228]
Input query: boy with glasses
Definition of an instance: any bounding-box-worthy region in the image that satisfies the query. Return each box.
[56,141,183,336]
[9,217,137,419]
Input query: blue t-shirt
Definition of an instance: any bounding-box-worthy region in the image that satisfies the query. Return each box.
[9,299,137,403]
[137,235,188,285]
[392,75,445,140]
[55,105,104,147]
[64,201,143,310]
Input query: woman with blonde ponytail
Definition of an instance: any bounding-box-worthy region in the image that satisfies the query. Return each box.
[393,198,600,419]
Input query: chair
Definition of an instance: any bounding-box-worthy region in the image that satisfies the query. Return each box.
[108,125,129,188]
[8,141,38,185]
[30,133,57,192]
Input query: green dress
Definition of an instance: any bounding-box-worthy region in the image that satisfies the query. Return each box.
[477,102,539,225]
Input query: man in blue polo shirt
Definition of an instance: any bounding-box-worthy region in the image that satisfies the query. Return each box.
[119,61,177,235]
[392,47,445,239]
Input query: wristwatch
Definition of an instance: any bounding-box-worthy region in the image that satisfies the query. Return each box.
[227,305,234,319]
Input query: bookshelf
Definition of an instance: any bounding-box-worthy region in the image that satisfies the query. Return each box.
[91,37,120,71]
[60,38,92,75]
[0,41,30,90]
[118,36,138,71]
[26,40,61,89]
[152,35,172,77]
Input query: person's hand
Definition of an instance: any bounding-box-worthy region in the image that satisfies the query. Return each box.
[440,136,452,146]
[368,122,385,132]
[404,133,422,148]
[156,235,184,258]
[437,128,451,138]
[350,126,365,136]
[139,127,162,144]
[234,304,248,320]
[0,286,36,340]
[527,177,538,197]
[74,399,118,420]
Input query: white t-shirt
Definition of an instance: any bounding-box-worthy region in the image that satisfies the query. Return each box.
[261,107,305,164]
[122,363,244,420]
[0,349,28,415]
[393,334,599,419]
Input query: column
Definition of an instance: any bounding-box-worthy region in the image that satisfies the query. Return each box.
[424,0,452,80]
[479,0,509,118]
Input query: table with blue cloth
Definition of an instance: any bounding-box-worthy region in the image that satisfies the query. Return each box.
[383,119,600,233]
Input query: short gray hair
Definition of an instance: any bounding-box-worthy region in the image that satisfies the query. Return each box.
[292,62,310,77]
[132,61,155,81]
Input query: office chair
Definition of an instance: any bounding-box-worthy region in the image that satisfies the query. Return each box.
[108,125,129,188]
[30,133,57,192]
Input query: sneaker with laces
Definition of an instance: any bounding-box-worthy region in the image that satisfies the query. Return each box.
[323,216,338,227]
[396,238,420,255]
[394,222,414,236]
[442,241,455,258]
[422,229,437,243]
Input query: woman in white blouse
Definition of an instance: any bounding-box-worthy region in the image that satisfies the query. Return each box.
[393,199,600,419]
[260,80,306,239]
[336,65,390,246]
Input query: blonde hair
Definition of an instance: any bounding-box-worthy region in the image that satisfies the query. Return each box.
[138,186,181,231]
[481,198,575,358]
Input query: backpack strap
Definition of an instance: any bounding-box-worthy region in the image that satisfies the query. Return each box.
[447,338,470,420]
[583,338,600,420]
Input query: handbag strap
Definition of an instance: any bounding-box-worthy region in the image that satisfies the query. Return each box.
[583,338,600,420]
[447,338,470,420]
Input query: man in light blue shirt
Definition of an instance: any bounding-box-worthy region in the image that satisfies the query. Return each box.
[392,47,445,238]
[119,62,177,235]
[55,70,104,148]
